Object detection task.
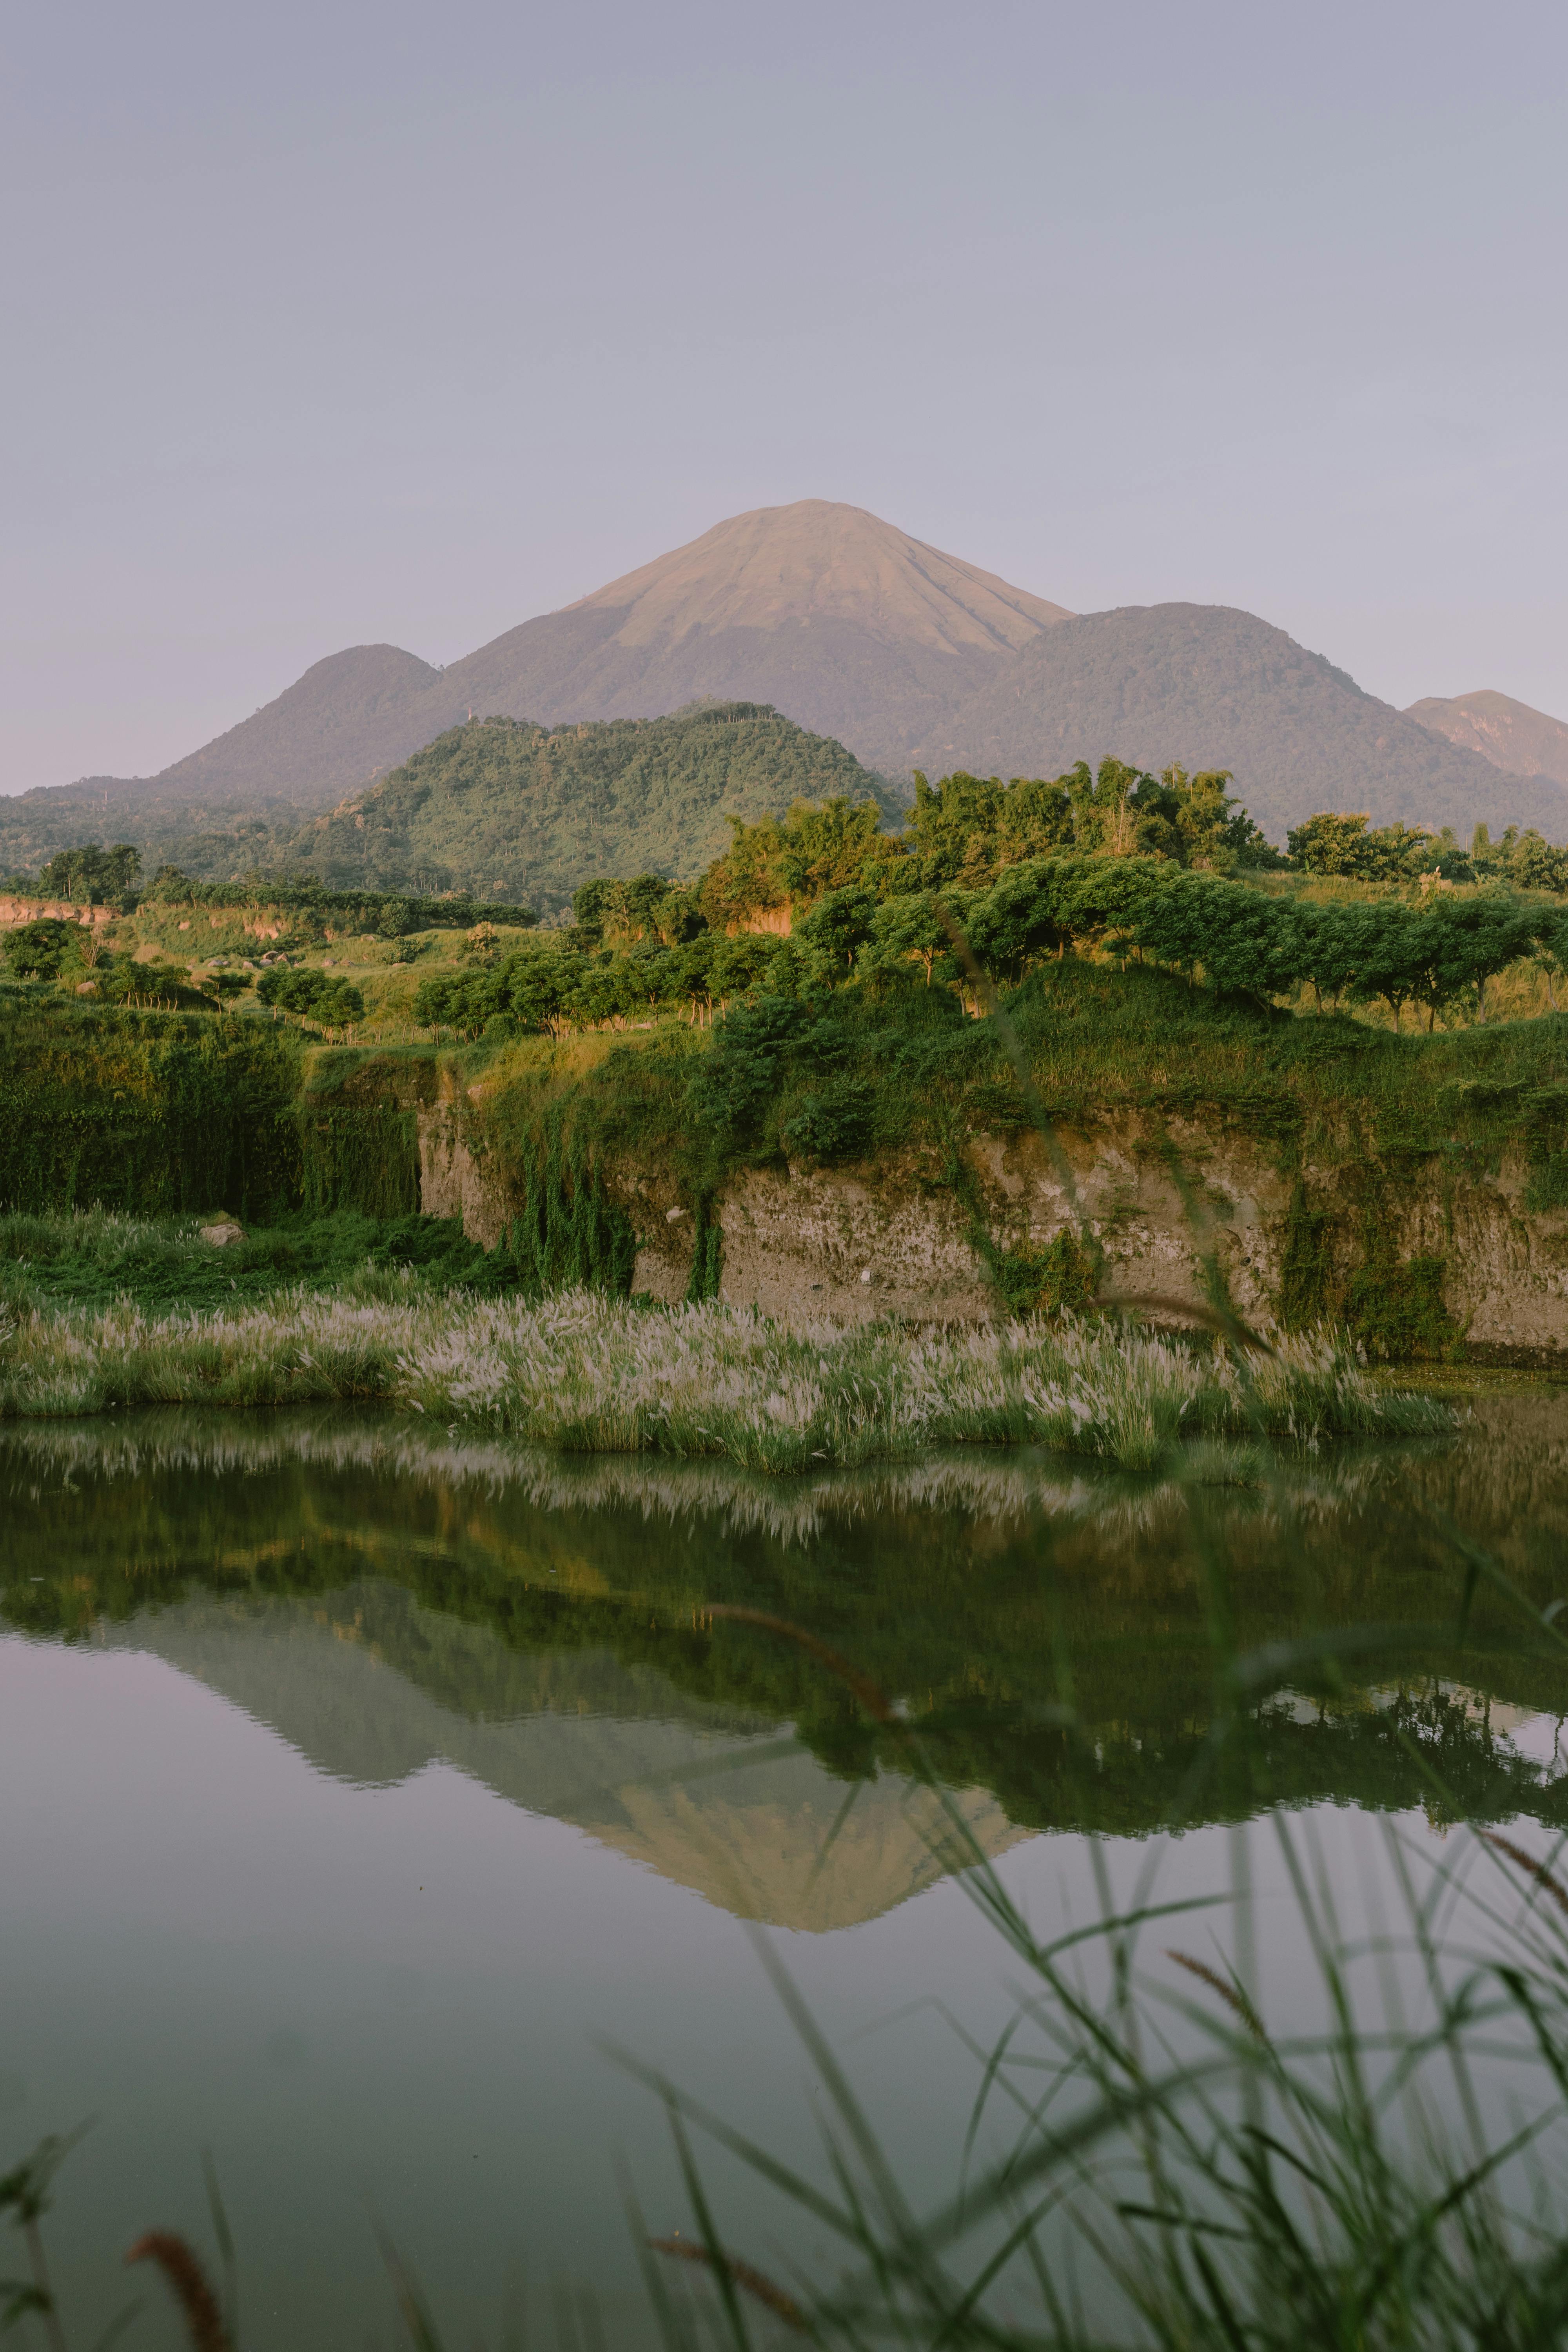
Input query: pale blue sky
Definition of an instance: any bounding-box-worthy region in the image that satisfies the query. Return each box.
[4,0,1565,789]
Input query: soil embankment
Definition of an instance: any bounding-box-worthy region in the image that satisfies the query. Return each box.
[416,1101,1568,1364]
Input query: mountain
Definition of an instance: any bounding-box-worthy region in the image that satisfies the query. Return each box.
[153,642,447,801]
[434,498,1073,774]
[0,644,457,881]
[272,701,891,910]
[1405,689,1568,791]
[944,604,1568,842]
[8,502,1568,884]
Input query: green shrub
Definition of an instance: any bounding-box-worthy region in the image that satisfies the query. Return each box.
[256,965,365,1024]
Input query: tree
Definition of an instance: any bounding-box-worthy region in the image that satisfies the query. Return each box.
[867,891,952,986]
[3,918,77,978]
[567,955,635,1030]
[1288,813,1437,881]
[256,965,365,1025]
[1289,902,1365,1013]
[1531,914,1568,1012]
[506,951,577,1035]
[964,865,1073,983]
[1408,895,1541,1028]
[1508,832,1568,894]
[793,886,878,982]
[1068,758,1151,858]
[37,842,141,906]
[1345,903,1423,1029]
[664,934,722,1025]
[1157,767,1285,872]
[710,933,775,1007]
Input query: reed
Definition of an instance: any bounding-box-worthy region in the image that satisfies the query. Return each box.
[0,1289,1448,1473]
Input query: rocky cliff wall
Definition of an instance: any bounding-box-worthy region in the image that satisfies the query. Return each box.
[415,1102,1568,1363]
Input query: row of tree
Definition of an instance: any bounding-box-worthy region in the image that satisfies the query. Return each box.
[1285,813,1568,891]
[415,853,1568,1039]
[0,850,536,936]
[571,769,1568,958]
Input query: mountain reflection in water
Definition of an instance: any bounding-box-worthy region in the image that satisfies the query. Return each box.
[4,1390,1567,1932]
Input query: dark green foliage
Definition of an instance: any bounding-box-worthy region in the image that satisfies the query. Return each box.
[93,955,211,1011]
[936,854,1555,1027]
[36,840,141,906]
[682,1198,724,1303]
[791,885,878,980]
[1277,1181,1333,1330]
[684,984,977,1177]
[415,932,795,1040]
[138,867,533,932]
[1288,811,1444,880]
[503,1116,638,1299]
[0,1207,519,1312]
[1276,1182,1461,1357]
[980,1230,1102,1318]
[779,1078,876,1163]
[267,704,887,914]
[2,920,80,980]
[1344,1248,1458,1360]
[0,1004,302,1221]
[256,964,366,1025]
[297,1052,430,1217]
[1523,1082,1568,1210]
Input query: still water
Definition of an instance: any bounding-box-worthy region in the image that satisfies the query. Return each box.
[3,1392,1567,2347]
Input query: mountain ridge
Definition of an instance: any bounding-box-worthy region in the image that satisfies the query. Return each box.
[947,603,1568,842]
[7,500,1566,873]
[1405,689,1568,791]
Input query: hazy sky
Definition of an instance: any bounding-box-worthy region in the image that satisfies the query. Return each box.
[4,0,1566,791]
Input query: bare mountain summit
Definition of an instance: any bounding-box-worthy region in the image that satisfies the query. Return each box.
[567,500,1070,652]
[437,499,1073,769]
[1405,690,1568,791]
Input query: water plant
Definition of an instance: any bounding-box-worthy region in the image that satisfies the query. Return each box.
[0,1288,1448,1472]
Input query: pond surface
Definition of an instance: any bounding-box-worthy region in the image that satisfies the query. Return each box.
[3,1391,1567,2347]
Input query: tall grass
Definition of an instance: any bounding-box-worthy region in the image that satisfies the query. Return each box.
[0,1288,1448,1472]
[0,1205,510,1312]
[617,1804,1568,2349]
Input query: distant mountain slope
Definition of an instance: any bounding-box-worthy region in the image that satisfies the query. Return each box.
[1405,689,1568,790]
[433,499,1074,773]
[943,604,1568,842]
[0,643,456,878]
[152,643,448,802]
[271,701,889,910]
[5,505,1069,842]
[10,505,1568,882]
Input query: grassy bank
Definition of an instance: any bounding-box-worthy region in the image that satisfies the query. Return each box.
[8,961,1568,1358]
[0,1205,516,1312]
[0,1286,1450,1471]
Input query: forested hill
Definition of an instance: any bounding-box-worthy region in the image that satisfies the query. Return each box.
[946,605,1568,845]
[265,702,893,912]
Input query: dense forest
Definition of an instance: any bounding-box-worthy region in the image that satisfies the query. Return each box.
[226,702,894,910]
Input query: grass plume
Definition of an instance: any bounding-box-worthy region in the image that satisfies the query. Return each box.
[0,1287,1449,1473]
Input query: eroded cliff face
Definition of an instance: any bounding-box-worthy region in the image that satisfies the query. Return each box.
[415,1103,1568,1362]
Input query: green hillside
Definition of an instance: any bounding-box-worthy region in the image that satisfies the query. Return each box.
[257,702,893,915]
